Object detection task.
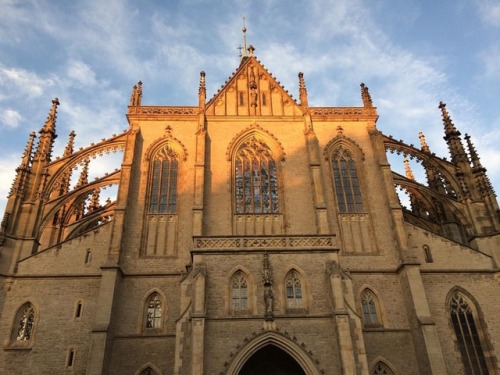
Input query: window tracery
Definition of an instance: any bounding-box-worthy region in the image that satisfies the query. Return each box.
[149,145,178,214]
[231,271,248,312]
[285,270,303,309]
[372,361,394,375]
[234,136,279,214]
[361,289,381,327]
[331,146,363,213]
[145,293,162,329]
[449,291,490,375]
[15,304,35,341]
[140,367,156,375]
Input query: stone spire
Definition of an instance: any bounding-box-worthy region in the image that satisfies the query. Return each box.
[464,134,483,171]
[129,81,142,106]
[360,83,373,108]
[298,72,309,109]
[33,98,59,163]
[404,157,416,181]
[439,101,469,165]
[198,71,206,110]
[418,131,430,153]
[464,134,494,197]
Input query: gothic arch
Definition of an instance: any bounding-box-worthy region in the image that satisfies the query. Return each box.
[224,331,321,375]
[283,266,309,312]
[8,301,39,346]
[324,135,366,162]
[144,128,188,162]
[369,357,398,375]
[226,124,285,162]
[134,362,162,375]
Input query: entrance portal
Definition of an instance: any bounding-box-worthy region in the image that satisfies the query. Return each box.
[238,344,306,375]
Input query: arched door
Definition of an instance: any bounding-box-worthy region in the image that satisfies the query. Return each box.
[239,344,306,375]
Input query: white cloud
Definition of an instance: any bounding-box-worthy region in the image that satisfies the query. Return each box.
[67,60,98,87]
[477,0,500,26]
[0,109,22,129]
[0,67,56,98]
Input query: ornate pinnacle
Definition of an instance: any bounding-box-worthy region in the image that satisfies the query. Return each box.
[75,159,89,189]
[464,134,484,171]
[418,131,430,153]
[360,83,373,108]
[21,131,36,166]
[247,44,255,56]
[439,101,469,165]
[439,101,459,138]
[298,72,309,108]
[404,157,416,181]
[34,98,59,162]
[130,81,142,106]
[88,188,101,212]
[63,131,76,158]
[199,71,206,110]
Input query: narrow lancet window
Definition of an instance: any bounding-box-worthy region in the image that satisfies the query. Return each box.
[450,291,490,375]
[231,271,248,312]
[145,293,162,329]
[149,146,178,214]
[331,146,363,212]
[15,303,35,341]
[234,137,279,214]
[361,289,381,327]
[285,270,303,309]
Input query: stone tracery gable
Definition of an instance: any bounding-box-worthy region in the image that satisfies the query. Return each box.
[226,123,285,162]
[144,126,188,162]
[221,330,324,375]
[206,55,303,116]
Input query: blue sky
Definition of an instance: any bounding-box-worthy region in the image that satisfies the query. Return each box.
[0,0,499,214]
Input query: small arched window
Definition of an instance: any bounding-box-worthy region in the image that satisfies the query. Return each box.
[372,361,394,375]
[285,270,303,309]
[423,244,433,263]
[149,145,178,214]
[234,136,279,214]
[331,146,363,213]
[361,289,381,327]
[13,302,35,342]
[145,293,162,329]
[449,291,490,374]
[231,271,248,312]
[139,367,157,375]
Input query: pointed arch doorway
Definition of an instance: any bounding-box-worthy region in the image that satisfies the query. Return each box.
[238,344,306,375]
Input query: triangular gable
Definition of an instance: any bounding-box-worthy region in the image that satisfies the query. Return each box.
[206,55,303,116]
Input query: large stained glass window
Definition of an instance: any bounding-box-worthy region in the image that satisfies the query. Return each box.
[331,146,363,213]
[235,137,278,214]
[145,293,162,329]
[149,146,178,214]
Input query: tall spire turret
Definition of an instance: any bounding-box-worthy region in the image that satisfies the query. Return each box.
[360,83,373,108]
[198,71,206,110]
[75,159,89,189]
[464,134,495,197]
[464,134,483,171]
[418,131,430,153]
[130,81,142,106]
[439,101,469,165]
[33,98,59,163]
[63,131,76,158]
[9,131,36,198]
[404,157,416,181]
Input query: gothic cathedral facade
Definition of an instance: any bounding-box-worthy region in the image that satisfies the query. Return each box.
[0,48,499,375]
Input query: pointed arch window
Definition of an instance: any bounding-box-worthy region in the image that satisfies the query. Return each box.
[145,293,162,329]
[285,270,303,309]
[149,145,178,214]
[372,361,394,375]
[361,289,381,327]
[234,136,279,214]
[231,271,248,312]
[139,368,157,375]
[449,291,490,375]
[331,146,363,213]
[13,303,35,342]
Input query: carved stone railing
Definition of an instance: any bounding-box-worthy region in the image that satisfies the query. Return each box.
[193,235,337,251]
[310,107,378,119]
[127,106,197,115]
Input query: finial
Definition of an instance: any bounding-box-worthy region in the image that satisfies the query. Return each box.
[242,17,248,58]
[130,81,142,106]
[88,188,101,212]
[63,131,76,158]
[247,44,255,56]
[418,131,430,153]
[41,97,59,135]
[336,125,344,136]
[75,159,89,189]
[23,131,36,161]
[360,83,373,108]
[439,101,459,136]
[199,71,206,110]
[404,157,416,181]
